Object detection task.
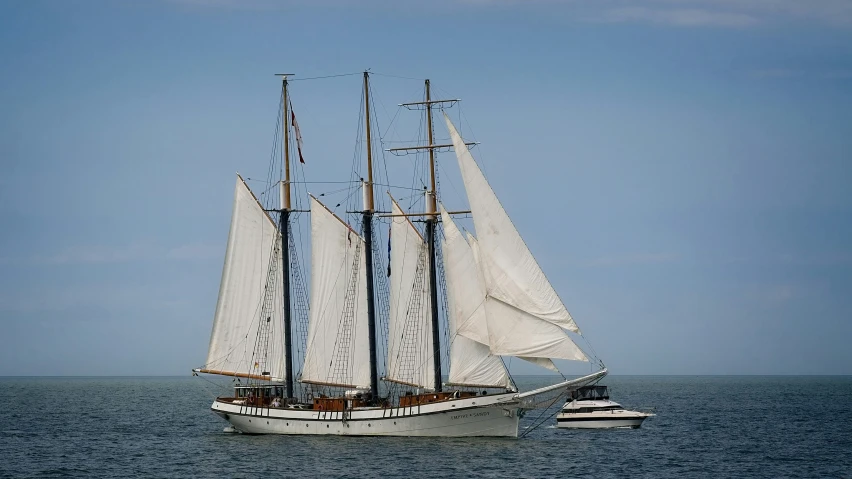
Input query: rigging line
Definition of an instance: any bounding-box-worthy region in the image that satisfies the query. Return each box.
[193,373,232,401]
[372,72,425,82]
[455,105,493,181]
[437,161,467,211]
[368,78,392,216]
[290,72,362,81]
[519,392,566,438]
[291,180,359,185]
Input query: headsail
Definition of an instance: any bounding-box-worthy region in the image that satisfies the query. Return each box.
[301,196,372,389]
[467,233,560,372]
[444,114,587,363]
[441,206,511,388]
[204,175,286,381]
[385,198,435,390]
[444,113,580,333]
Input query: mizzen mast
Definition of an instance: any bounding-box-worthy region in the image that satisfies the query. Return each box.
[275,73,295,400]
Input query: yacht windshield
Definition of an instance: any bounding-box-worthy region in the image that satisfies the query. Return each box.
[571,385,610,400]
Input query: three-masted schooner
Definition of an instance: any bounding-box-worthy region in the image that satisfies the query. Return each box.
[193,72,607,437]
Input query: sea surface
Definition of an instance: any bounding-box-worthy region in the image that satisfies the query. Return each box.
[1,375,850,478]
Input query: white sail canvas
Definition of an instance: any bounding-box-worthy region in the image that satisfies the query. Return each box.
[386,199,435,389]
[442,206,510,388]
[301,197,372,389]
[444,113,580,334]
[206,175,286,381]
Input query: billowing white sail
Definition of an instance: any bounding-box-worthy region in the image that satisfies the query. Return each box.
[445,114,588,363]
[385,199,435,390]
[483,297,587,361]
[442,206,510,388]
[205,175,286,381]
[467,233,561,372]
[444,114,580,334]
[301,196,372,389]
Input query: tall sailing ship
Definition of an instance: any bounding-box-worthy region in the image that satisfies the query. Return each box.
[193,72,607,437]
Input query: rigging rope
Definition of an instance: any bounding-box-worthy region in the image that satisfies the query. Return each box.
[518,391,566,438]
[290,72,362,82]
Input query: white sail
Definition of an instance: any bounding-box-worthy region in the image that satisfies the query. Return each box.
[483,297,587,361]
[467,233,560,372]
[205,175,286,381]
[441,206,511,388]
[385,199,435,389]
[301,196,372,389]
[444,113,580,333]
[445,114,588,363]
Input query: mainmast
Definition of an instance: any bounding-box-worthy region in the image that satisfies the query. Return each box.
[276,73,295,400]
[362,71,380,402]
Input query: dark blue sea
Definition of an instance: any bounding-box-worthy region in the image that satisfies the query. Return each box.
[2,376,850,478]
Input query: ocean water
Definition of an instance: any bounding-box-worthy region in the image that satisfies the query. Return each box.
[1,375,850,478]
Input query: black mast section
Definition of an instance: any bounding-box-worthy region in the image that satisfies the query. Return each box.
[362,71,380,402]
[424,80,443,392]
[277,74,295,399]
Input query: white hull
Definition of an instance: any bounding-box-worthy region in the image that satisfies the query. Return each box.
[212,392,521,437]
[556,411,652,429]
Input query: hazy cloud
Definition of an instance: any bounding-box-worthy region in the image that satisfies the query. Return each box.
[598,7,758,27]
[0,242,220,266]
[584,252,681,267]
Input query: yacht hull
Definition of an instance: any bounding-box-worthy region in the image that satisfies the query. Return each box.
[556,413,651,429]
[212,392,521,437]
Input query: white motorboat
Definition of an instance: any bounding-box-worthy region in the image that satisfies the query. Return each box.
[556,385,653,429]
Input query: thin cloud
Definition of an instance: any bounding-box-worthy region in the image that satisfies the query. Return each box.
[381,0,852,28]
[0,242,220,266]
[748,68,852,79]
[584,252,681,267]
[599,7,759,27]
[749,68,803,78]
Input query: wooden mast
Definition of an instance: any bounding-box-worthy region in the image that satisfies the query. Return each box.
[362,71,380,402]
[275,73,295,400]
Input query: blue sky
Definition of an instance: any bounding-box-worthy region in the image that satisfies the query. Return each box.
[1,0,850,376]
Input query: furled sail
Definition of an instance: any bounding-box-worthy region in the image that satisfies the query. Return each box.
[204,175,286,381]
[441,206,511,388]
[444,114,588,363]
[300,196,372,389]
[385,199,435,390]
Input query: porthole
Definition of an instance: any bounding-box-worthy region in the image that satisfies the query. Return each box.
[368,424,371,427]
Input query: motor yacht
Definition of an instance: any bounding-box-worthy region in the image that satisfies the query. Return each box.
[556,385,653,429]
